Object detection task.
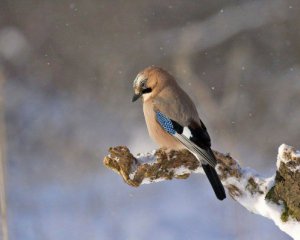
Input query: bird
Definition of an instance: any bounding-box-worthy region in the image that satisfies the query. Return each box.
[132,66,226,200]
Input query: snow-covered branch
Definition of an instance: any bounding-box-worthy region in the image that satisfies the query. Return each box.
[103,144,300,239]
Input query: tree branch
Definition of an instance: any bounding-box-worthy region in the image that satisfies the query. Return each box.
[103,144,300,239]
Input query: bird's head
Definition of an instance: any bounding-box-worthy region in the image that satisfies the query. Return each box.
[132,66,174,102]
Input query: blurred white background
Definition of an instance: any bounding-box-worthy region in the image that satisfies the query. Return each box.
[1,0,299,239]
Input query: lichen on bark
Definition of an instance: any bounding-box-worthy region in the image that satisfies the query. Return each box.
[104,144,300,222]
[103,144,300,239]
[265,149,300,221]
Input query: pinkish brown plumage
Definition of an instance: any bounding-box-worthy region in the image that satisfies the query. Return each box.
[132,66,226,200]
[133,66,200,149]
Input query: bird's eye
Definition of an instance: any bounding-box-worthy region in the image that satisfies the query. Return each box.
[141,79,147,89]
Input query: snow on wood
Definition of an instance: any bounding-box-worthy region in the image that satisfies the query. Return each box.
[103,144,300,239]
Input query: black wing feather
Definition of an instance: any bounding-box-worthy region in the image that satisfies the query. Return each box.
[188,119,226,200]
[202,164,226,200]
[170,118,226,200]
[188,119,211,149]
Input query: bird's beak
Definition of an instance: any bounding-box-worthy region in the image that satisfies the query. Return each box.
[132,93,142,102]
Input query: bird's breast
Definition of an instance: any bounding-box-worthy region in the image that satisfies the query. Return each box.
[143,101,184,150]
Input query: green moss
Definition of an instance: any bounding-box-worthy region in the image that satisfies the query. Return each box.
[281,202,289,222]
[265,166,300,222]
[246,177,263,195]
[265,186,278,203]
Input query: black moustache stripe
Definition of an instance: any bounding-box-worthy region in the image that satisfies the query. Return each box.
[142,88,152,94]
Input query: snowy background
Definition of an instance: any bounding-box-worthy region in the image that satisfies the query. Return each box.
[1,0,300,239]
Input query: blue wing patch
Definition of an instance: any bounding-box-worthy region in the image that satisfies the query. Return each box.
[155,111,176,135]
[155,111,216,167]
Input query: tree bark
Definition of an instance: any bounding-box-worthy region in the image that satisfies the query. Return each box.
[103,144,300,240]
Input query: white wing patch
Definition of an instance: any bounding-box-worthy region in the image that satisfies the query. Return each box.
[182,127,192,138]
[174,132,216,167]
[155,111,216,167]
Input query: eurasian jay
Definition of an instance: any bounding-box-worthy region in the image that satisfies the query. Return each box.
[132,66,226,201]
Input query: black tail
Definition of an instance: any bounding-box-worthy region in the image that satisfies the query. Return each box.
[202,164,226,200]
